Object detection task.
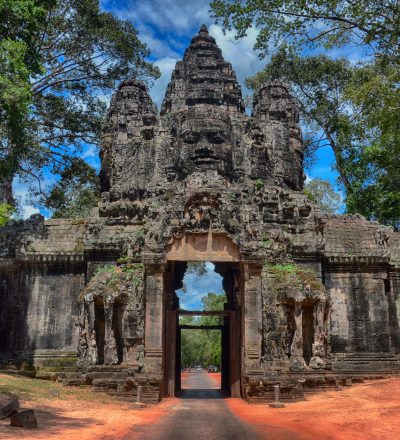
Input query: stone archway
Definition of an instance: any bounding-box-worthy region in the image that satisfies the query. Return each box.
[165,231,240,262]
[163,233,243,398]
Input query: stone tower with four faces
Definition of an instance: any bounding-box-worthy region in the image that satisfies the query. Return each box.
[99,25,305,206]
[0,25,399,403]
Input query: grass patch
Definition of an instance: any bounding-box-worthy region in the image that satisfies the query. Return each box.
[0,374,112,404]
[263,262,324,292]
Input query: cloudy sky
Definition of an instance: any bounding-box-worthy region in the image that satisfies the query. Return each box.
[18,0,358,217]
[177,262,225,310]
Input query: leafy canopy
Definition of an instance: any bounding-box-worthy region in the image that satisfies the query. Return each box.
[304,178,342,214]
[180,292,227,368]
[1,0,160,215]
[211,0,400,61]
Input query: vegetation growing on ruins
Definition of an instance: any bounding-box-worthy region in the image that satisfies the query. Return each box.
[80,262,144,299]
[255,179,264,190]
[263,262,324,293]
[0,203,14,227]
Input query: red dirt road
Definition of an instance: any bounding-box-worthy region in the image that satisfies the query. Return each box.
[1,373,400,439]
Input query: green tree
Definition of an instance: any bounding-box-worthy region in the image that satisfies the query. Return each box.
[343,59,400,229]
[0,203,15,227]
[0,0,54,204]
[246,49,400,229]
[180,292,227,369]
[43,158,100,218]
[211,0,400,60]
[1,0,160,213]
[304,178,342,214]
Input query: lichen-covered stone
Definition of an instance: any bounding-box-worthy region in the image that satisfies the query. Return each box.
[0,25,399,402]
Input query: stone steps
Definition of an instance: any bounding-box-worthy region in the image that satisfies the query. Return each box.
[332,352,400,373]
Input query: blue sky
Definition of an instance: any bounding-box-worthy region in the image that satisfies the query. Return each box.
[177,262,225,310]
[16,0,368,218]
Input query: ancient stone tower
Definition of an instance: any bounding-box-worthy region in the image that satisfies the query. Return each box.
[1,26,400,402]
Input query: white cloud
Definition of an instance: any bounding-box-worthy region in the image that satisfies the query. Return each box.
[177,262,225,310]
[22,205,40,219]
[209,24,266,91]
[149,56,178,108]
[12,184,40,219]
[82,145,98,159]
[305,174,313,184]
[102,0,211,35]
[13,176,55,220]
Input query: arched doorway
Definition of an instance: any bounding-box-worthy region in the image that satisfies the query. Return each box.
[163,233,243,398]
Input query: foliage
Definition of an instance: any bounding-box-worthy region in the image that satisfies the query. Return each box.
[94,264,117,275]
[81,262,144,300]
[263,262,323,292]
[0,203,14,226]
[246,48,400,228]
[201,292,226,313]
[343,59,400,229]
[120,263,144,287]
[180,292,226,369]
[255,178,264,190]
[1,0,160,210]
[186,261,207,276]
[304,178,342,214]
[43,158,100,218]
[0,1,54,203]
[211,0,400,61]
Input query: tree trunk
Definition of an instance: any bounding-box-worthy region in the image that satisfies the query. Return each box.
[0,177,14,205]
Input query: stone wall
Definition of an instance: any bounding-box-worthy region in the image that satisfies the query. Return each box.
[326,268,391,353]
[0,216,86,368]
[0,261,84,367]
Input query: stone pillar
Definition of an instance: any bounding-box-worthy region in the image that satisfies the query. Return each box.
[243,262,263,373]
[388,271,400,353]
[310,301,327,369]
[143,261,166,375]
[104,297,113,341]
[290,302,307,371]
[86,295,95,334]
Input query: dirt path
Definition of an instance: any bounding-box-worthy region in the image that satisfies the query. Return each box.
[128,370,262,439]
[1,373,400,439]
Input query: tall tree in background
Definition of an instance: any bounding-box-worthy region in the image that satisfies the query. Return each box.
[0,0,54,207]
[1,0,160,217]
[180,293,226,369]
[212,0,400,229]
[304,178,342,214]
[211,0,400,60]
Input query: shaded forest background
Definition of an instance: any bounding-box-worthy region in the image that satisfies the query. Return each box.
[180,292,226,369]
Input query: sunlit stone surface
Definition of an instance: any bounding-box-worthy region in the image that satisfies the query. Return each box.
[1,25,400,403]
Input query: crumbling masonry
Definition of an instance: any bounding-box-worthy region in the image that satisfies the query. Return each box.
[1,26,400,402]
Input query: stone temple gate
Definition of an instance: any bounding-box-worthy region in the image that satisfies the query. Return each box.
[1,25,400,402]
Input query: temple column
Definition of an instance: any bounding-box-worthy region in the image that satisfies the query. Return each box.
[289,302,307,371]
[143,261,166,375]
[104,297,113,341]
[243,262,263,374]
[310,301,327,369]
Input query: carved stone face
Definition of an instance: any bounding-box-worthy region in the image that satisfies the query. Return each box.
[174,110,233,178]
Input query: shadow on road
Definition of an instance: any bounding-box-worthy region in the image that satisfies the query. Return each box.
[178,389,228,399]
